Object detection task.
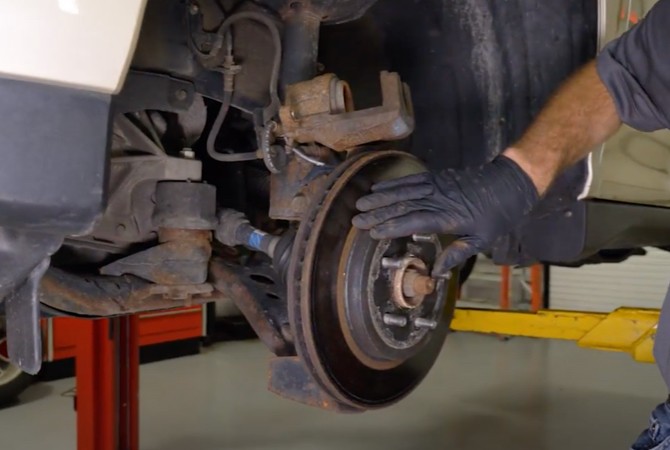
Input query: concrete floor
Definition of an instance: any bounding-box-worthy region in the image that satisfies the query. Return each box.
[0,333,665,449]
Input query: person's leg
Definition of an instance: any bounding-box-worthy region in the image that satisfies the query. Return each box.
[631,398,670,449]
[632,285,670,449]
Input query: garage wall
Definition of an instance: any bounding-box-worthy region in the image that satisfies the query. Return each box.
[550,248,670,312]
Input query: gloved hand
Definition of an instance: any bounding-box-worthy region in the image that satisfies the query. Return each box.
[352,155,539,277]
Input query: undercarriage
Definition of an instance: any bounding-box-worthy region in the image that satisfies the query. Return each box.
[0,0,463,411]
[0,0,609,411]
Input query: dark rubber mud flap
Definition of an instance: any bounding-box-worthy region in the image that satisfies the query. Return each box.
[267,356,362,413]
[5,259,50,375]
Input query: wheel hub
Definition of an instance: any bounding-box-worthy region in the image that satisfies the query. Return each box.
[339,231,444,370]
[385,251,437,310]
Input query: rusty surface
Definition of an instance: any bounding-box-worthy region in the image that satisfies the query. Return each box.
[403,271,436,297]
[210,258,293,356]
[101,228,212,285]
[281,73,353,119]
[269,144,332,220]
[267,356,361,413]
[278,71,414,151]
[89,115,204,245]
[39,268,216,317]
[390,257,429,310]
[158,228,210,243]
[286,150,453,409]
[337,226,404,371]
[290,151,410,405]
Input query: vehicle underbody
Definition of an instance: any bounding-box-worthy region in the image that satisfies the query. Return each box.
[2,0,670,411]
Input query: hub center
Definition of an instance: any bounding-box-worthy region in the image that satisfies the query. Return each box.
[382,256,436,310]
[338,228,445,370]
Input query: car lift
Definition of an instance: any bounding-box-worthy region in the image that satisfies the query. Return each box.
[70,311,660,448]
[452,307,659,364]
[67,264,658,450]
[451,264,660,363]
[454,264,659,364]
[75,316,140,450]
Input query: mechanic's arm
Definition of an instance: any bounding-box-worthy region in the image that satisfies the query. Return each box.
[509,0,670,193]
[504,61,619,194]
[353,0,670,277]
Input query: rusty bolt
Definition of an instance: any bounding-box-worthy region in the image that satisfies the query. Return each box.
[403,271,436,297]
[386,257,432,309]
[175,89,188,101]
[415,275,436,295]
[290,194,307,212]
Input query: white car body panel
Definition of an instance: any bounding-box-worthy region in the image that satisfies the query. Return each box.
[0,0,147,94]
[584,0,670,207]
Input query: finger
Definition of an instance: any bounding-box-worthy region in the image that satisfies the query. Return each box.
[352,202,427,229]
[370,172,431,192]
[432,238,480,278]
[369,211,446,240]
[356,183,433,212]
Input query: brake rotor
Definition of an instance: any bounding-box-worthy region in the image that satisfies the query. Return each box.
[287,150,456,410]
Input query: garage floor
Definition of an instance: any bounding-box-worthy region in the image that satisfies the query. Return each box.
[0,332,665,449]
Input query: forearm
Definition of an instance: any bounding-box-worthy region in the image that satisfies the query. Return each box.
[503,61,621,194]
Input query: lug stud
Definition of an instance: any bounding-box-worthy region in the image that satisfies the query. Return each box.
[413,318,438,330]
[383,314,408,327]
[381,258,404,270]
[412,234,434,243]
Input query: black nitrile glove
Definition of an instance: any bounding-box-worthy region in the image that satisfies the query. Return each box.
[352,155,539,277]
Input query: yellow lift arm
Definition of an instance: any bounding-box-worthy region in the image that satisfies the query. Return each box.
[451,308,660,363]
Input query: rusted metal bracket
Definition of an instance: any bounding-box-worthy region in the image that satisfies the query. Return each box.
[38,268,216,317]
[268,356,361,413]
[210,259,362,411]
[101,229,212,285]
[279,71,414,151]
[210,258,293,356]
[269,145,333,220]
[101,181,216,285]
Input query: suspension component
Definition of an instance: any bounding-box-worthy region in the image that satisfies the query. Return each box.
[215,209,294,281]
[216,209,282,256]
[100,182,215,285]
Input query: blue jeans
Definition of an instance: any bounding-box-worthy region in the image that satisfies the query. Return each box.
[632,400,670,449]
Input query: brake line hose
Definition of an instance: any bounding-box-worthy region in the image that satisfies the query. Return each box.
[203,11,283,162]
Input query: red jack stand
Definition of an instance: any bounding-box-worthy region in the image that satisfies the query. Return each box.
[75,316,140,450]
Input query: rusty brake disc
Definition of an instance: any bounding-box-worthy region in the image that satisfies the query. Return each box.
[287,150,456,410]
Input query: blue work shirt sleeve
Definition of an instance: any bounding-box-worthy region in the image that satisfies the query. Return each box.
[597,0,670,132]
